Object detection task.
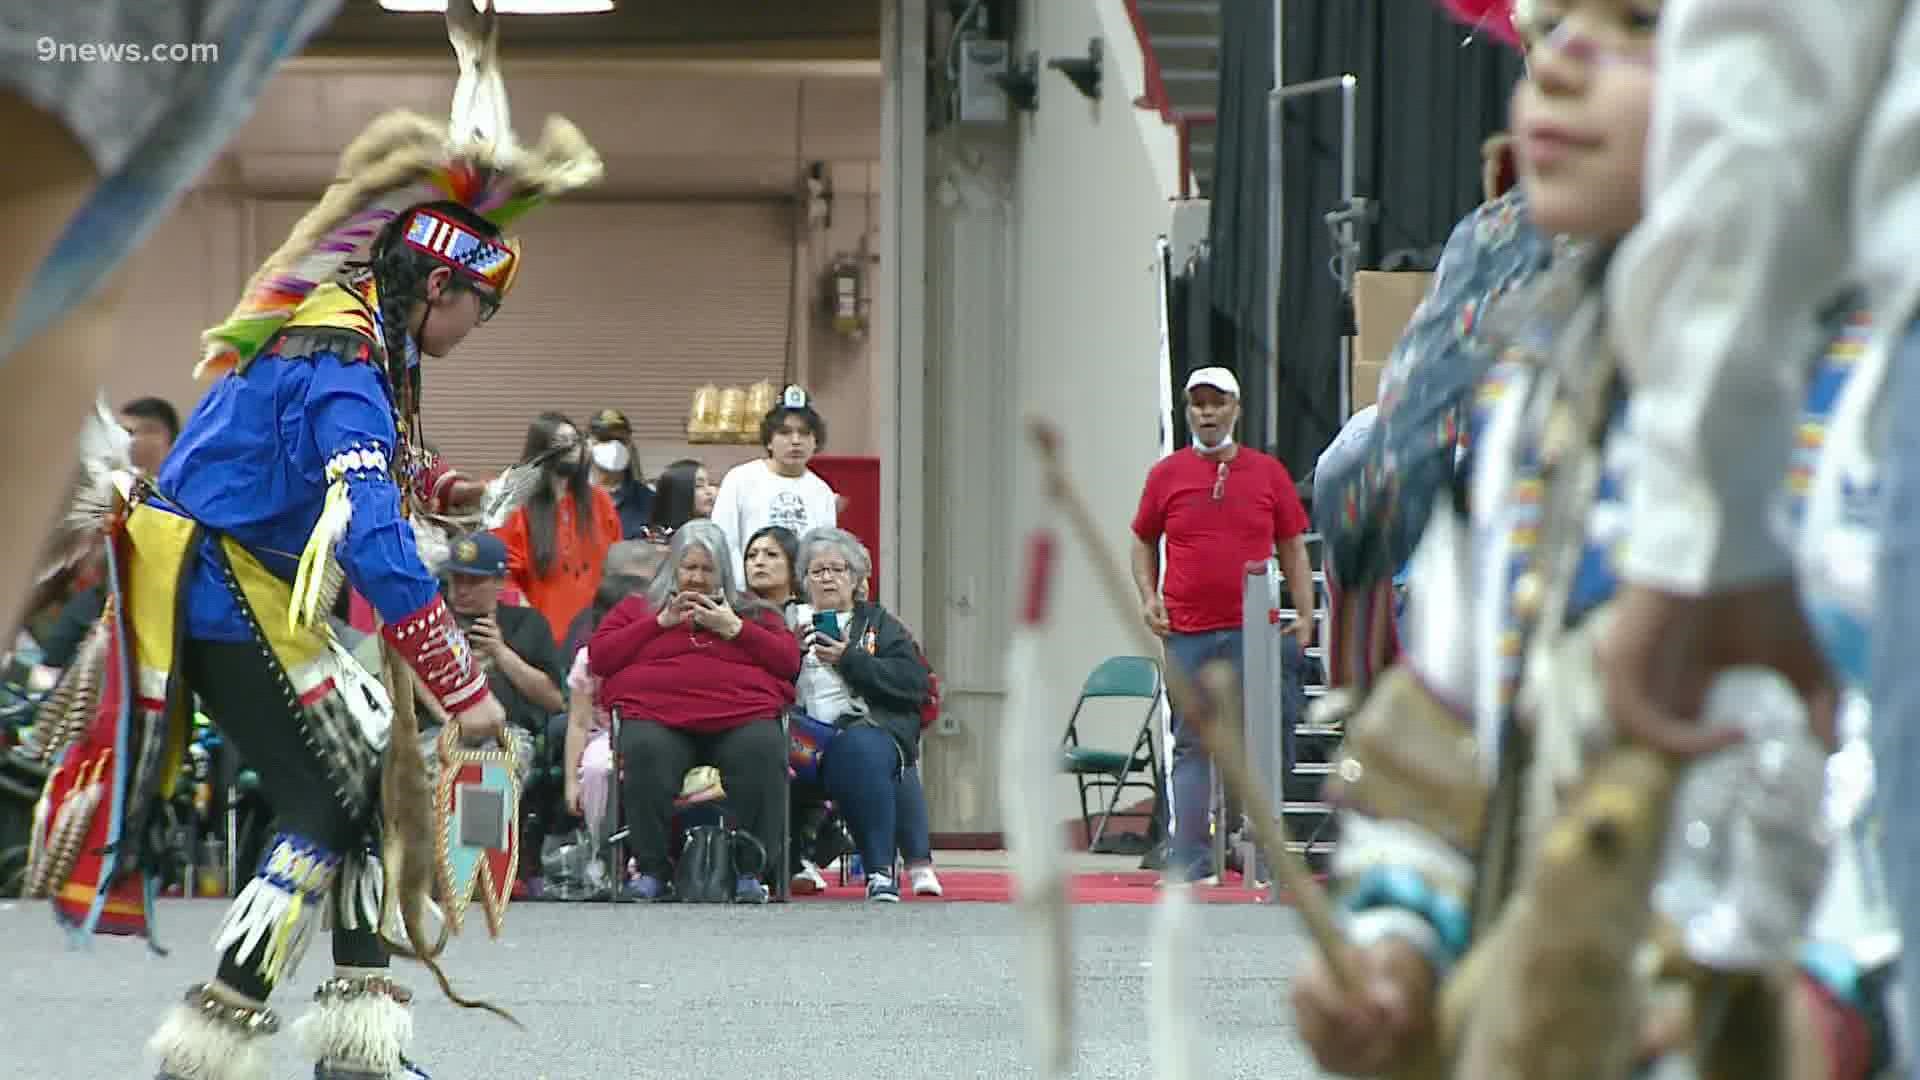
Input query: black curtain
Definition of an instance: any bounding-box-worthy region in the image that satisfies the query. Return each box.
[1208,0,1523,481]
[1205,0,1276,461]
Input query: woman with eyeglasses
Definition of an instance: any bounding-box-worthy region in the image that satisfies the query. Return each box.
[788,527,941,902]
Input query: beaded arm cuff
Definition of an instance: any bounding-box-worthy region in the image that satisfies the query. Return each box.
[381,596,487,715]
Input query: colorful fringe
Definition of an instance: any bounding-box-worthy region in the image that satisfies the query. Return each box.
[213,833,341,987]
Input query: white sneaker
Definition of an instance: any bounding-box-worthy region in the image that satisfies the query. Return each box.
[791,860,827,896]
[909,865,943,897]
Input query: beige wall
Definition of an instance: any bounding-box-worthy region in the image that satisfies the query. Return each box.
[106,64,883,463]
[917,0,1181,835]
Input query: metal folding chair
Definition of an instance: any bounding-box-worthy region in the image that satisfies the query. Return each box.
[1059,655,1166,853]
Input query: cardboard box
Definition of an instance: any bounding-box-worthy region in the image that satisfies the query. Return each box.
[1352,271,1435,413]
[1352,360,1385,411]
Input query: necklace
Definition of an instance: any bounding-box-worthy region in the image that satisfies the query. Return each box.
[688,625,712,648]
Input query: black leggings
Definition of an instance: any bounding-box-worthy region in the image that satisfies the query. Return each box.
[617,717,785,880]
[182,639,387,1002]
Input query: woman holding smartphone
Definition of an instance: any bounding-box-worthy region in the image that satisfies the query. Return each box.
[588,521,798,902]
[791,527,941,902]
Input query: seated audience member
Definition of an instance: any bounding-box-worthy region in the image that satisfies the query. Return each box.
[590,520,798,903]
[588,407,654,539]
[497,411,622,648]
[642,457,716,543]
[563,539,662,662]
[741,525,842,893]
[791,527,941,902]
[742,525,802,609]
[411,535,555,844]
[563,541,667,844]
[119,395,181,476]
[405,530,552,857]
[441,532,565,735]
[712,386,838,583]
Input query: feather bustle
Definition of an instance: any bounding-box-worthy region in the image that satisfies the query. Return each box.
[37,397,133,592]
[197,104,602,378]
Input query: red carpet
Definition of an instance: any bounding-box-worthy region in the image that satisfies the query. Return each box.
[790,868,1296,905]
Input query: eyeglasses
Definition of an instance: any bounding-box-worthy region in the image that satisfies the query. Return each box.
[807,564,851,579]
[1211,461,1228,502]
[457,281,501,323]
[1526,18,1655,68]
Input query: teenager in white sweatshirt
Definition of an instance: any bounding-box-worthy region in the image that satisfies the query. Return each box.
[711,386,839,583]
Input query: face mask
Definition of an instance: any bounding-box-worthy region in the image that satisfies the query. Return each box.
[591,441,631,472]
[1192,431,1236,452]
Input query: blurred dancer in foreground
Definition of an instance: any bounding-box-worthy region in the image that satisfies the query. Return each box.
[1294,1,1899,1074]
[0,2,345,631]
[21,4,603,1077]
[1598,0,1918,1057]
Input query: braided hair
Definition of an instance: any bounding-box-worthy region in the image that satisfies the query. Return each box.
[360,200,504,447]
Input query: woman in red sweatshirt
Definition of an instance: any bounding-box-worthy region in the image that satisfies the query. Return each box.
[589,518,800,902]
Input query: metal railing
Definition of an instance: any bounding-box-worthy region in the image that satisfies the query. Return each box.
[1120,0,1216,200]
[1120,0,1175,122]
[1174,110,1217,200]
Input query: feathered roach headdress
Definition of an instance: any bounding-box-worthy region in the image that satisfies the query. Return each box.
[1437,0,1539,48]
[196,0,603,379]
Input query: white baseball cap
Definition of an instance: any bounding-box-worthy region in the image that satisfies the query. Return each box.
[1184,367,1241,397]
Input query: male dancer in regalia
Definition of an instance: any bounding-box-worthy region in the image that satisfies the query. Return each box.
[22,6,602,1078]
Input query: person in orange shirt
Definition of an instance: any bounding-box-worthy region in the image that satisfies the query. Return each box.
[497,411,622,647]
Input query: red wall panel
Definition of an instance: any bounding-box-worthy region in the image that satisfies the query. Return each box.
[810,455,881,603]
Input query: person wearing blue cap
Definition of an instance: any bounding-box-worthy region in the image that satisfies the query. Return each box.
[441,533,566,743]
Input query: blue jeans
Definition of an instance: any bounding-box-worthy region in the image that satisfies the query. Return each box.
[1871,319,1920,1050]
[896,763,933,864]
[1163,629,1306,878]
[822,724,929,873]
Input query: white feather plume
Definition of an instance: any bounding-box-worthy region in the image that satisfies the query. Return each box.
[447,0,512,152]
[71,394,134,522]
[1001,531,1072,1078]
[412,517,454,578]
[1148,880,1206,1080]
[38,395,135,587]
[477,458,549,530]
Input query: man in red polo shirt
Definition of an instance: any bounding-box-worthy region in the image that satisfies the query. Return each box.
[1131,366,1315,883]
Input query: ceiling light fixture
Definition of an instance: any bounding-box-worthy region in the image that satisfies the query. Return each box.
[377,0,616,13]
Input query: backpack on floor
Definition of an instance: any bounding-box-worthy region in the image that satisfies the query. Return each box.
[672,824,767,903]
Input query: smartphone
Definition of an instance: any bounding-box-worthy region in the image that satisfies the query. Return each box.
[811,610,842,641]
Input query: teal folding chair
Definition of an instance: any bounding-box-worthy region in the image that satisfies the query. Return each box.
[1059,655,1164,853]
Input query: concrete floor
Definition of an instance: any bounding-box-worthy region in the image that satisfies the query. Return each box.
[0,888,1330,1080]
